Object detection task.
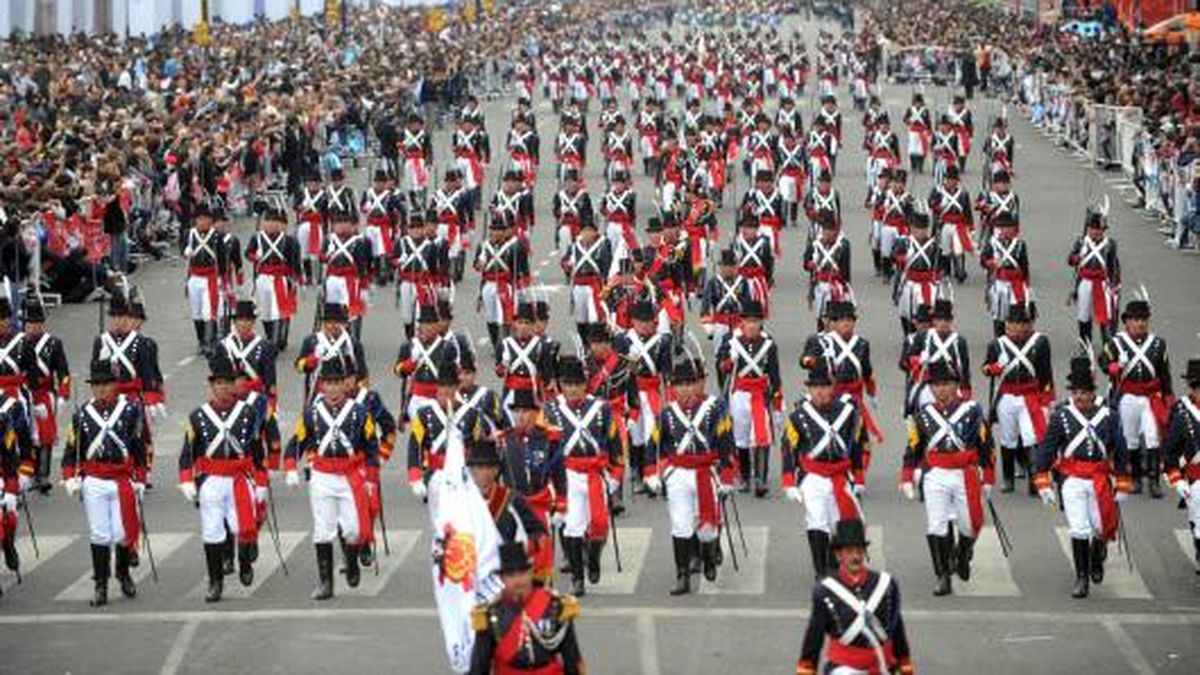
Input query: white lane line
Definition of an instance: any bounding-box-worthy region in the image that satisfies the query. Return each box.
[185,531,307,600]
[1055,528,1150,599]
[1102,621,1156,675]
[637,614,661,675]
[867,525,887,572]
[697,526,768,594]
[175,356,197,368]
[587,526,652,595]
[957,532,1021,597]
[56,533,193,602]
[0,535,78,594]
[159,621,199,675]
[343,529,422,597]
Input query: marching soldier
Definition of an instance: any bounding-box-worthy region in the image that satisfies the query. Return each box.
[929,165,974,284]
[930,115,961,183]
[983,305,1055,494]
[408,362,483,503]
[876,169,911,281]
[556,114,588,185]
[0,331,33,584]
[23,299,70,493]
[295,168,328,285]
[456,349,506,439]
[1068,208,1121,344]
[476,215,532,355]
[400,113,433,205]
[975,169,1019,243]
[395,304,463,422]
[742,170,786,255]
[902,362,994,596]
[717,301,781,497]
[61,359,147,606]
[543,356,622,595]
[498,389,560,585]
[295,303,368,402]
[322,201,372,339]
[700,249,751,375]
[905,300,972,415]
[677,179,718,289]
[508,115,541,187]
[894,207,945,335]
[468,543,584,675]
[645,357,736,595]
[360,170,403,283]
[1034,357,1130,598]
[1164,358,1200,573]
[177,353,266,602]
[184,197,231,355]
[1099,299,1173,498]
[899,305,935,419]
[490,171,536,239]
[497,304,556,418]
[781,362,864,578]
[453,116,491,213]
[552,168,594,258]
[947,95,974,170]
[601,169,637,257]
[616,300,673,493]
[980,213,1034,338]
[733,213,774,316]
[394,212,446,339]
[805,170,842,238]
[468,436,550,572]
[284,358,379,600]
[91,298,166,467]
[803,212,853,328]
[563,214,614,337]
[431,169,472,281]
[246,195,302,350]
[796,519,914,675]
[904,93,932,174]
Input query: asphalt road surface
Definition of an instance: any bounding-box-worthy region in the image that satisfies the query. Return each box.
[2,14,1199,675]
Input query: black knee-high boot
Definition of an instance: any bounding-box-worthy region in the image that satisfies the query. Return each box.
[222,532,236,575]
[737,447,751,491]
[1078,320,1093,345]
[992,320,1005,338]
[193,321,207,351]
[933,534,953,596]
[341,539,361,588]
[700,539,718,581]
[312,542,334,600]
[114,545,136,598]
[1147,448,1163,498]
[90,544,110,607]
[203,543,225,603]
[1071,537,1090,598]
[669,537,691,596]
[754,447,769,497]
[487,323,501,361]
[238,543,256,587]
[1089,538,1107,584]
[565,537,586,595]
[1000,446,1016,493]
[586,539,605,584]
[688,536,701,575]
[807,530,832,579]
[1129,448,1144,494]
[955,536,975,581]
[1192,538,1200,575]
[872,248,882,275]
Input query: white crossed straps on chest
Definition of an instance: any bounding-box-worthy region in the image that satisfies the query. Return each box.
[315,330,352,363]
[754,190,778,217]
[0,333,23,373]
[749,132,773,152]
[778,141,805,168]
[737,237,767,267]
[482,239,519,273]
[363,189,391,214]
[325,186,350,213]
[557,190,584,216]
[669,397,716,454]
[989,134,1011,154]
[906,236,938,269]
[401,238,432,270]
[32,333,53,377]
[186,228,216,261]
[1115,333,1158,379]
[813,189,838,212]
[925,402,973,452]
[606,131,630,151]
[326,233,361,264]
[84,397,130,460]
[510,130,535,152]
[101,331,138,377]
[454,130,479,149]
[822,332,863,379]
[432,189,461,214]
[315,401,355,456]
[998,334,1041,380]
[922,331,961,369]
[402,128,426,149]
[807,131,829,151]
[256,232,286,262]
[427,402,474,452]
[200,401,247,458]
[990,236,1021,269]
[729,336,773,378]
[812,236,845,272]
[947,108,969,126]
[988,191,1016,215]
[505,336,543,375]
[494,191,521,217]
[223,334,262,380]
[937,186,965,214]
[604,190,630,215]
[559,397,605,456]
[884,192,907,217]
[627,332,663,374]
[557,133,582,154]
[714,277,743,310]
[1064,402,1110,459]
[411,335,444,375]
[1079,236,1109,269]
[572,238,606,275]
[818,110,839,127]
[300,188,322,212]
[801,399,854,457]
[821,572,893,649]
[932,132,957,154]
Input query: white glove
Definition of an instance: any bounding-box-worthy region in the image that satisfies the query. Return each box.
[32,403,48,419]
[1,492,16,512]
[551,512,565,528]
[133,482,145,500]
[56,396,68,411]
[256,486,269,504]
[900,482,916,501]
[605,475,620,495]
[410,480,427,499]
[1038,487,1057,507]
[1115,490,1128,503]
[18,475,32,494]
[717,482,735,496]
[643,475,662,494]
[983,484,994,499]
[1176,481,1192,502]
[286,471,301,489]
[178,481,197,502]
[853,483,866,497]
[148,403,167,422]
[64,477,82,497]
[785,486,803,504]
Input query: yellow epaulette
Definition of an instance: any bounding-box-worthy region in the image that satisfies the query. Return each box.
[471,603,490,632]
[559,593,579,622]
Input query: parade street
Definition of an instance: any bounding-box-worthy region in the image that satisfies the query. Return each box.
[2,10,1200,675]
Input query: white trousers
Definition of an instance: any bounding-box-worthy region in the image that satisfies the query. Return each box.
[254,274,287,321]
[187,275,223,321]
[923,467,976,538]
[571,285,605,324]
[563,469,598,539]
[730,390,771,448]
[397,281,418,324]
[879,225,902,258]
[800,472,860,534]
[1119,393,1161,449]
[995,393,1038,447]
[198,474,250,545]
[1186,479,1200,538]
[82,477,127,547]
[309,470,363,545]
[480,281,506,324]
[664,466,718,541]
[1062,476,1104,540]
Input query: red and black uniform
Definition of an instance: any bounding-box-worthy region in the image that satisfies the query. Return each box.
[499,424,561,584]
[797,567,914,675]
[469,586,583,675]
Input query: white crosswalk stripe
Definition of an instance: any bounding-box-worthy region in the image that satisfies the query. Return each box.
[56,532,193,602]
[184,531,307,600]
[1174,528,1197,565]
[697,526,769,594]
[344,529,423,597]
[0,535,77,595]
[956,532,1021,597]
[866,525,887,571]
[585,526,652,595]
[1055,528,1151,600]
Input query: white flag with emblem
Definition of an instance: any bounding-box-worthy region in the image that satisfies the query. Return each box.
[430,427,502,672]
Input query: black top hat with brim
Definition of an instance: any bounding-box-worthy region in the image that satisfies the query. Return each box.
[671,358,703,384]
[318,357,349,381]
[741,300,765,320]
[826,300,857,321]
[87,359,117,384]
[437,360,461,387]
[208,352,239,382]
[22,300,46,323]
[467,439,504,467]
[1005,304,1032,324]
[498,541,532,574]
[417,304,441,324]
[515,303,537,323]
[322,302,349,322]
[927,361,961,384]
[233,300,257,321]
[558,356,587,384]
[806,362,834,386]
[1121,300,1150,321]
[630,300,657,323]
[831,519,870,549]
[932,299,954,320]
[1183,358,1200,387]
[1066,356,1096,391]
